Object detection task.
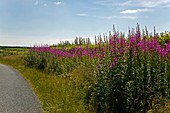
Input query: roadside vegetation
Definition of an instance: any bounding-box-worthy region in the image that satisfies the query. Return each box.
[0,24,170,113]
[0,46,28,56]
[0,55,88,113]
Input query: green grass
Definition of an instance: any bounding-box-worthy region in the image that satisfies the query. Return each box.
[0,47,28,56]
[0,55,89,113]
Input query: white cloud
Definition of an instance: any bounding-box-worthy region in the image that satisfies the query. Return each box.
[94,16,115,20]
[43,3,47,7]
[120,9,151,14]
[95,0,170,8]
[101,16,114,20]
[140,0,170,7]
[94,15,137,20]
[93,0,118,6]
[34,1,39,5]
[120,16,137,19]
[164,4,170,7]
[54,1,62,5]
[119,0,170,8]
[119,0,133,6]
[77,13,87,17]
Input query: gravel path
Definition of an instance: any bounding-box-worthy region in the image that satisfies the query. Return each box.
[0,64,42,113]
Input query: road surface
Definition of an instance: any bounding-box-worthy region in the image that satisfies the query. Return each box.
[0,64,42,113]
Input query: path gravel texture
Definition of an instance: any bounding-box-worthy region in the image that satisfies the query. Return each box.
[0,64,42,113]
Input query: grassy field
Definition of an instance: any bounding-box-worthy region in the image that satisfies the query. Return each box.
[0,46,28,56]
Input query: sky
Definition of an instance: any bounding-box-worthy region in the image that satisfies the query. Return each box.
[0,0,170,46]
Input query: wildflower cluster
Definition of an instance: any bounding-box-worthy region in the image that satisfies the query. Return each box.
[25,25,170,112]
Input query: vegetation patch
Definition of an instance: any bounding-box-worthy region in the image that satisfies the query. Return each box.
[0,25,170,113]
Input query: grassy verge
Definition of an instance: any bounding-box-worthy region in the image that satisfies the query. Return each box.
[1,55,169,113]
[0,55,88,113]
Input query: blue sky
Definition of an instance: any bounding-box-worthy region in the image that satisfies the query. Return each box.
[0,0,170,46]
